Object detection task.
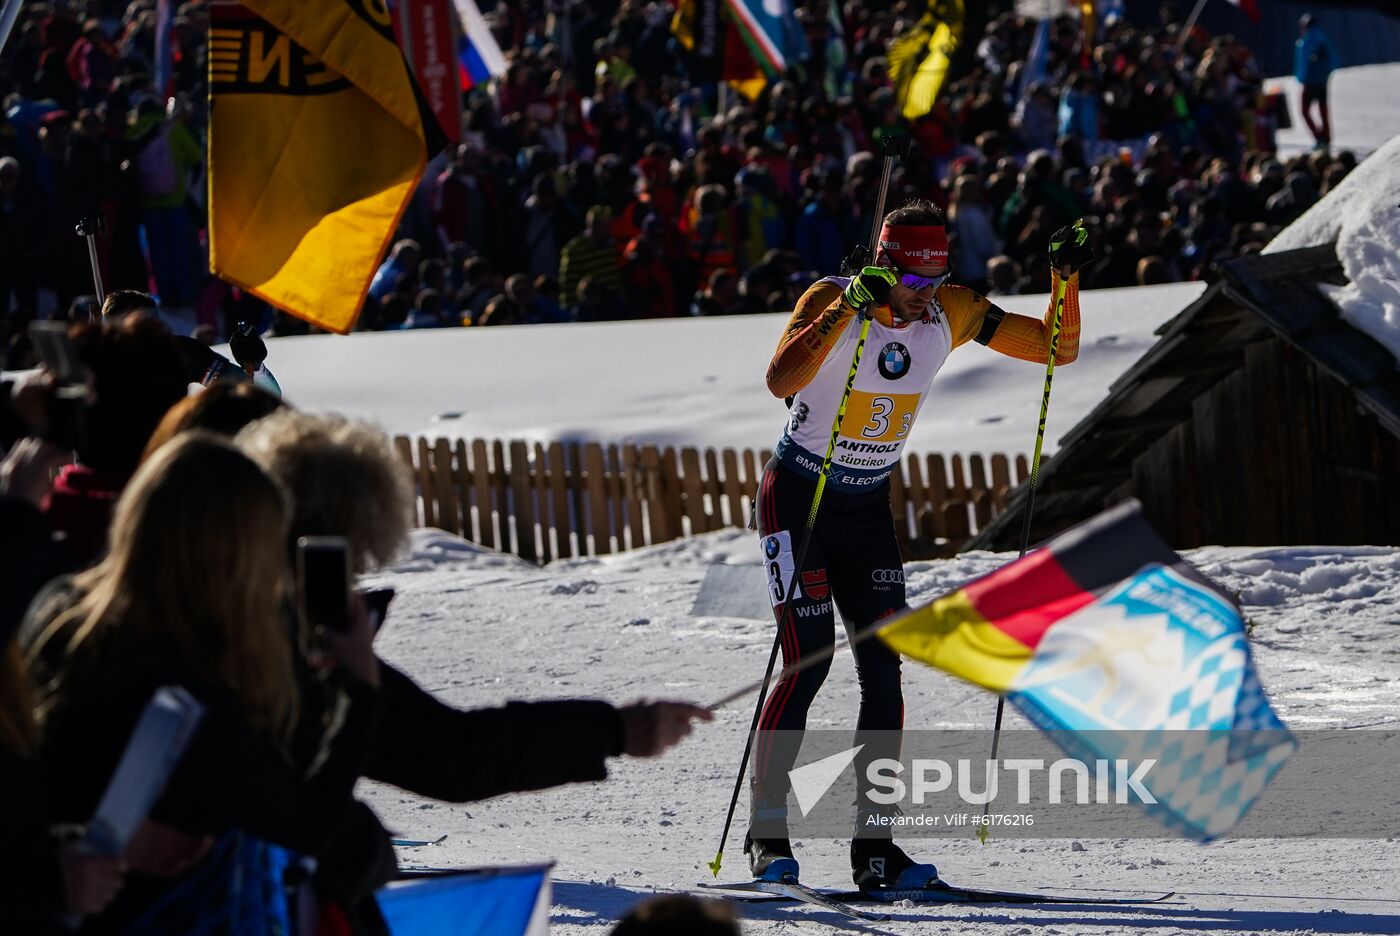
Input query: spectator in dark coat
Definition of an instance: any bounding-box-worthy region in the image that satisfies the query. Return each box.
[235,411,711,806]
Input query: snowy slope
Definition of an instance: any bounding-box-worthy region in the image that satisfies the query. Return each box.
[1265,63,1400,158]
[360,530,1400,934]
[247,282,1203,457]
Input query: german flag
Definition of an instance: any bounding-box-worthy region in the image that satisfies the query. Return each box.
[879,501,1183,693]
[878,501,1295,840]
[209,0,442,334]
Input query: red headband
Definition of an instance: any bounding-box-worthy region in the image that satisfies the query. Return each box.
[876,223,949,270]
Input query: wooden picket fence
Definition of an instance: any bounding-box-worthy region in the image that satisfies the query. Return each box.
[393,436,1032,564]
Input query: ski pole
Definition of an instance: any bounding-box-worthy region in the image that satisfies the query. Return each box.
[75,214,107,305]
[708,135,909,879]
[978,218,1085,842]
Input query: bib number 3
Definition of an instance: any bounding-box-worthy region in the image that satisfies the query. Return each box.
[861,397,911,440]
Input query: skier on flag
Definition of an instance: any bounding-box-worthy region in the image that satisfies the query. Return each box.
[747,199,1092,890]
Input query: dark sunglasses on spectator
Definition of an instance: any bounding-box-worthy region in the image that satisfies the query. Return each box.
[895,270,948,291]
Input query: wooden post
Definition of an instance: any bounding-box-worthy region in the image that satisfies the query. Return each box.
[620,445,645,550]
[416,437,437,529]
[547,442,572,559]
[990,453,1011,491]
[661,447,684,540]
[509,441,537,562]
[493,440,511,554]
[606,444,627,550]
[949,453,968,505]
[941,500,971,547]
[641,444,669,544]
[393,436,420,526]
[990,454,1012,513]
[703,448,723,532]
[973,489,993,530]
[472,439,494,548]
[926,453,950,538]
[534,442,553,563]
[721,448,744,528]
[680,447,706,536]
[453,440,472,540]
[969,454,989,499]
[742,449,760,526]
[433,438,460,535]
[583,442,611,555]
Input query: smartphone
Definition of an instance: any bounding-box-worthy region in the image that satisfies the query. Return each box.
[28,321,87,452]
[361,586,395,634]
[297,536,352,633]
[29,321,85,383]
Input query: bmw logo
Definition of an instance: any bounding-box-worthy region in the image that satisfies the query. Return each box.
[878,342,912,380]
[764,536,781,559]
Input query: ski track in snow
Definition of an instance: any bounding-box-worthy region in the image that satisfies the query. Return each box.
[360,529,1400,934]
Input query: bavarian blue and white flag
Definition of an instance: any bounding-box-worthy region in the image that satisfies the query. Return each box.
[879,501,1297,841]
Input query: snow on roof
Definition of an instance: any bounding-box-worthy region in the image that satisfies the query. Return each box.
[1266,133,1400,364]
[250,281,1204,457]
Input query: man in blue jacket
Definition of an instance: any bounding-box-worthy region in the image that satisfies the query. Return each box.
[1295,14,1339,148]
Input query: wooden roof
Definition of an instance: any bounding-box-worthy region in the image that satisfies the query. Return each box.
[966,244,1400,551]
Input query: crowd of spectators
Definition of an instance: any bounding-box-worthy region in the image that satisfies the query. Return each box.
[0,304,712,931]
[0,0,1363,350]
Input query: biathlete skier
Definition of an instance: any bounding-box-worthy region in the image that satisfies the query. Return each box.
[747,199,1092,889]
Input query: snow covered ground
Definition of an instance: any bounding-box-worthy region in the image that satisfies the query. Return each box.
[254,281,1203,458]
[1266,63,1400,159]
[360,529,1400,934]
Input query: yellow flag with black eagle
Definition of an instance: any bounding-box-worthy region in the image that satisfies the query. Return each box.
[209,0,445,334]
[887,0,964,121]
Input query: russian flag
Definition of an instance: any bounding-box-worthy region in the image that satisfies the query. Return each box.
[453,0,507,90]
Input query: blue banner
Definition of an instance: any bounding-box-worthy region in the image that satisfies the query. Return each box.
[378,865,551,936]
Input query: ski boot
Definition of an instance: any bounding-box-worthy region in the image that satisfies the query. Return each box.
[851,806,938,891]
[851,837,939,890]
[744,833,799,883]
[746,781,798,882]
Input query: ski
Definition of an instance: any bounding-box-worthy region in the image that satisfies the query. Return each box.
[698,880,890,922]
[391,835,448,847]
[703,879,1173,907]
[839,882,1176,906]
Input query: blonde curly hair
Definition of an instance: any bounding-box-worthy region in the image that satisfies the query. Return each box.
[236,410,414,573]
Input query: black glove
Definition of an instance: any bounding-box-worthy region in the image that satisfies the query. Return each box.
[1048,221,1094,276]
[229,322,267,369]
[843,266,899,309]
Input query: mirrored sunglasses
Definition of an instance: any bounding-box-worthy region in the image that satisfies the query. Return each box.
[896,270,948,291]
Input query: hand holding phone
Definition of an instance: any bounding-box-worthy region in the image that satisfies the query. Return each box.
[318,593,380,687]
[298,537,380,686]
[360,586,395,633]
[297,536,352,634]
